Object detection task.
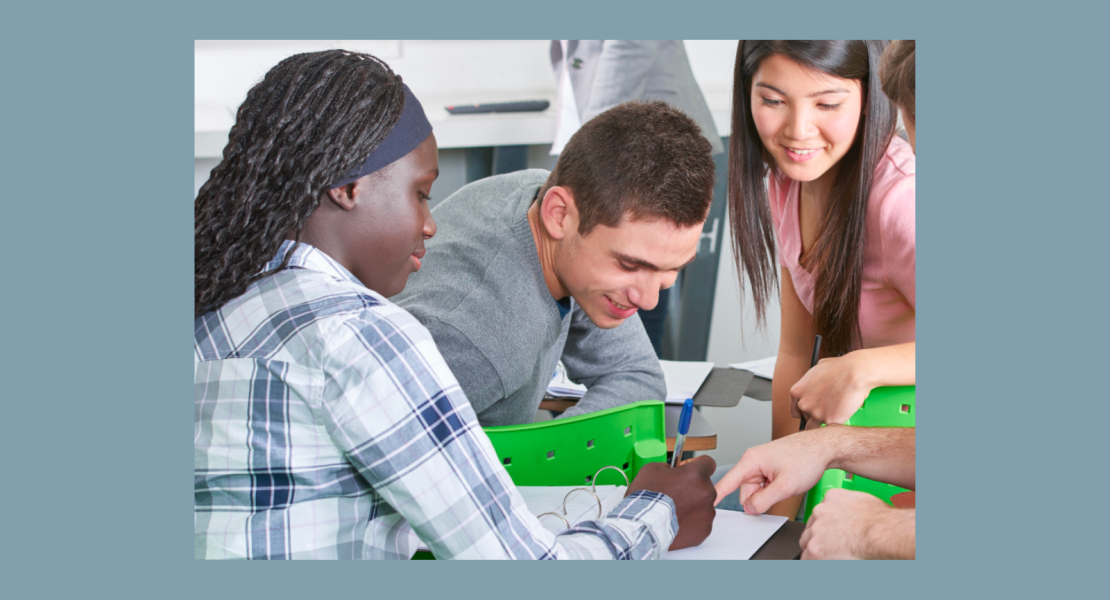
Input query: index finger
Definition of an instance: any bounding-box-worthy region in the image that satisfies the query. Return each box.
[713,458,767,501]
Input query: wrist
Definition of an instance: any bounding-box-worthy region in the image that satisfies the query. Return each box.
[863,506,915,560]
[823,424,853,472]
[845,349,882,390]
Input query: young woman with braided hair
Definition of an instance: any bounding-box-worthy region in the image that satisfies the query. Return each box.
[194,50,716,560]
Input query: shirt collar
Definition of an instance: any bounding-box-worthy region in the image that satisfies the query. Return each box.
[265,240,364,288]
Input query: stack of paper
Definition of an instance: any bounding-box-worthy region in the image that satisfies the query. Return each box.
[659,360,714,404]
[546,361,587,398]
[729,355,777,380]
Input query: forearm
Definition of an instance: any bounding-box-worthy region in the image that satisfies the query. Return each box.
[562,366,665,418]
[771,350,811,439]
[561,312,666,418]
[825,425,916,490]
[850,342,915,388]
[863,507,915,559]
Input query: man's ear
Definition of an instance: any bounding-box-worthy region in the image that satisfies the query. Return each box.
[539,186,579,240]
[325,181,359,211]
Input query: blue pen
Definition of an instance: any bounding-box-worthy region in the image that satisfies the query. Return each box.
[671,398,694,467]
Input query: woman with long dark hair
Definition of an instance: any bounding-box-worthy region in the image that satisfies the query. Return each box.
[717,41,915,518]
[194,49,715,559]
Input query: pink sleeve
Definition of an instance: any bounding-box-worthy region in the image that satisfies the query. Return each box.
[880,174,916,309]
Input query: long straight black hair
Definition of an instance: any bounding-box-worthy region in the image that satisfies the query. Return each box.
[194,50,406,318]
[728,40,895,358]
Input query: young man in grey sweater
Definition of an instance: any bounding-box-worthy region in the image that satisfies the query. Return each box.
[393,101,716,427]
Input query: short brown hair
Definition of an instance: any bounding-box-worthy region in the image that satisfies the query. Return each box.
[540,101,716,235]
[880,40,915,124]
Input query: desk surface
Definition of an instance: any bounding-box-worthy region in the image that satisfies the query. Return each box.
[665,407,714,452]
[743,374,773,402]
[750,520,804,560]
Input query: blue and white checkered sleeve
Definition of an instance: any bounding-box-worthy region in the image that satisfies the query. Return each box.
[320,303,677,559]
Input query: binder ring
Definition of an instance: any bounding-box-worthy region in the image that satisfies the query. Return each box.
[562,487,603,519]
[591,465,629,492]
[537,511,571,530]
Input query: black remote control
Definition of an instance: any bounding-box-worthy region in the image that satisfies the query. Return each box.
[446,100,550,115]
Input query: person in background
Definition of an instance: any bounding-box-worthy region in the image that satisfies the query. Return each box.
[194,50,718,560]
[724,40,915,519]
[881,40,915,152]
[549,40,724,355]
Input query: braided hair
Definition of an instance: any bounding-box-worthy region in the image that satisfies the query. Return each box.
[194,50,406,317]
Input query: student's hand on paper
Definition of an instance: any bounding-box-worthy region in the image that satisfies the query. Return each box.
[627,455,717,551]
[800,489,912,560]
[790,354,871,428]
[713,428,837,514]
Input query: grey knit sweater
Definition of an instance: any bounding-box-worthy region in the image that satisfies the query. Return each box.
[393,169,666,427]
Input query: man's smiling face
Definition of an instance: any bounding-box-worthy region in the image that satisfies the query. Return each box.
[554,214,702,329]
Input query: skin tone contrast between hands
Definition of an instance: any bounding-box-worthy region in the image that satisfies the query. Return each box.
[713,425,915,559]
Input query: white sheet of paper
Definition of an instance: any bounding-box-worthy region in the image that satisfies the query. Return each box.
[663,509,788,560]
[659,360,715,403]
[729,355,777,380]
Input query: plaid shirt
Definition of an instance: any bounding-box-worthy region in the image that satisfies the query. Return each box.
[195,242,677,559]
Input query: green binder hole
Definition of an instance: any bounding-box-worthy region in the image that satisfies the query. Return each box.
[547,450,555,459]
[624,426,631,436]
[585,475,593,483]
[587,439,594,449]
[503,457,511,466]
[900,404,910,413]
[622,462,629,470]
[845,472,854,481]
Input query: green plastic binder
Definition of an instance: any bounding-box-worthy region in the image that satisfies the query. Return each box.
[482,399,668,486]
[803,385,916,522]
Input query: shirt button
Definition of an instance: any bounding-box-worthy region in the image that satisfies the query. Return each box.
[571,58,583,69]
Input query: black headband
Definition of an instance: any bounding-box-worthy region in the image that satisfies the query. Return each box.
[330,84,433,189]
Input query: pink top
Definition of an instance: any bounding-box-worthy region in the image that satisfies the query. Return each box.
[769,136,916,350]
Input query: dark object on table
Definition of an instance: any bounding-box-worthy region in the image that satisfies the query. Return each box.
[446,100,550,114]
